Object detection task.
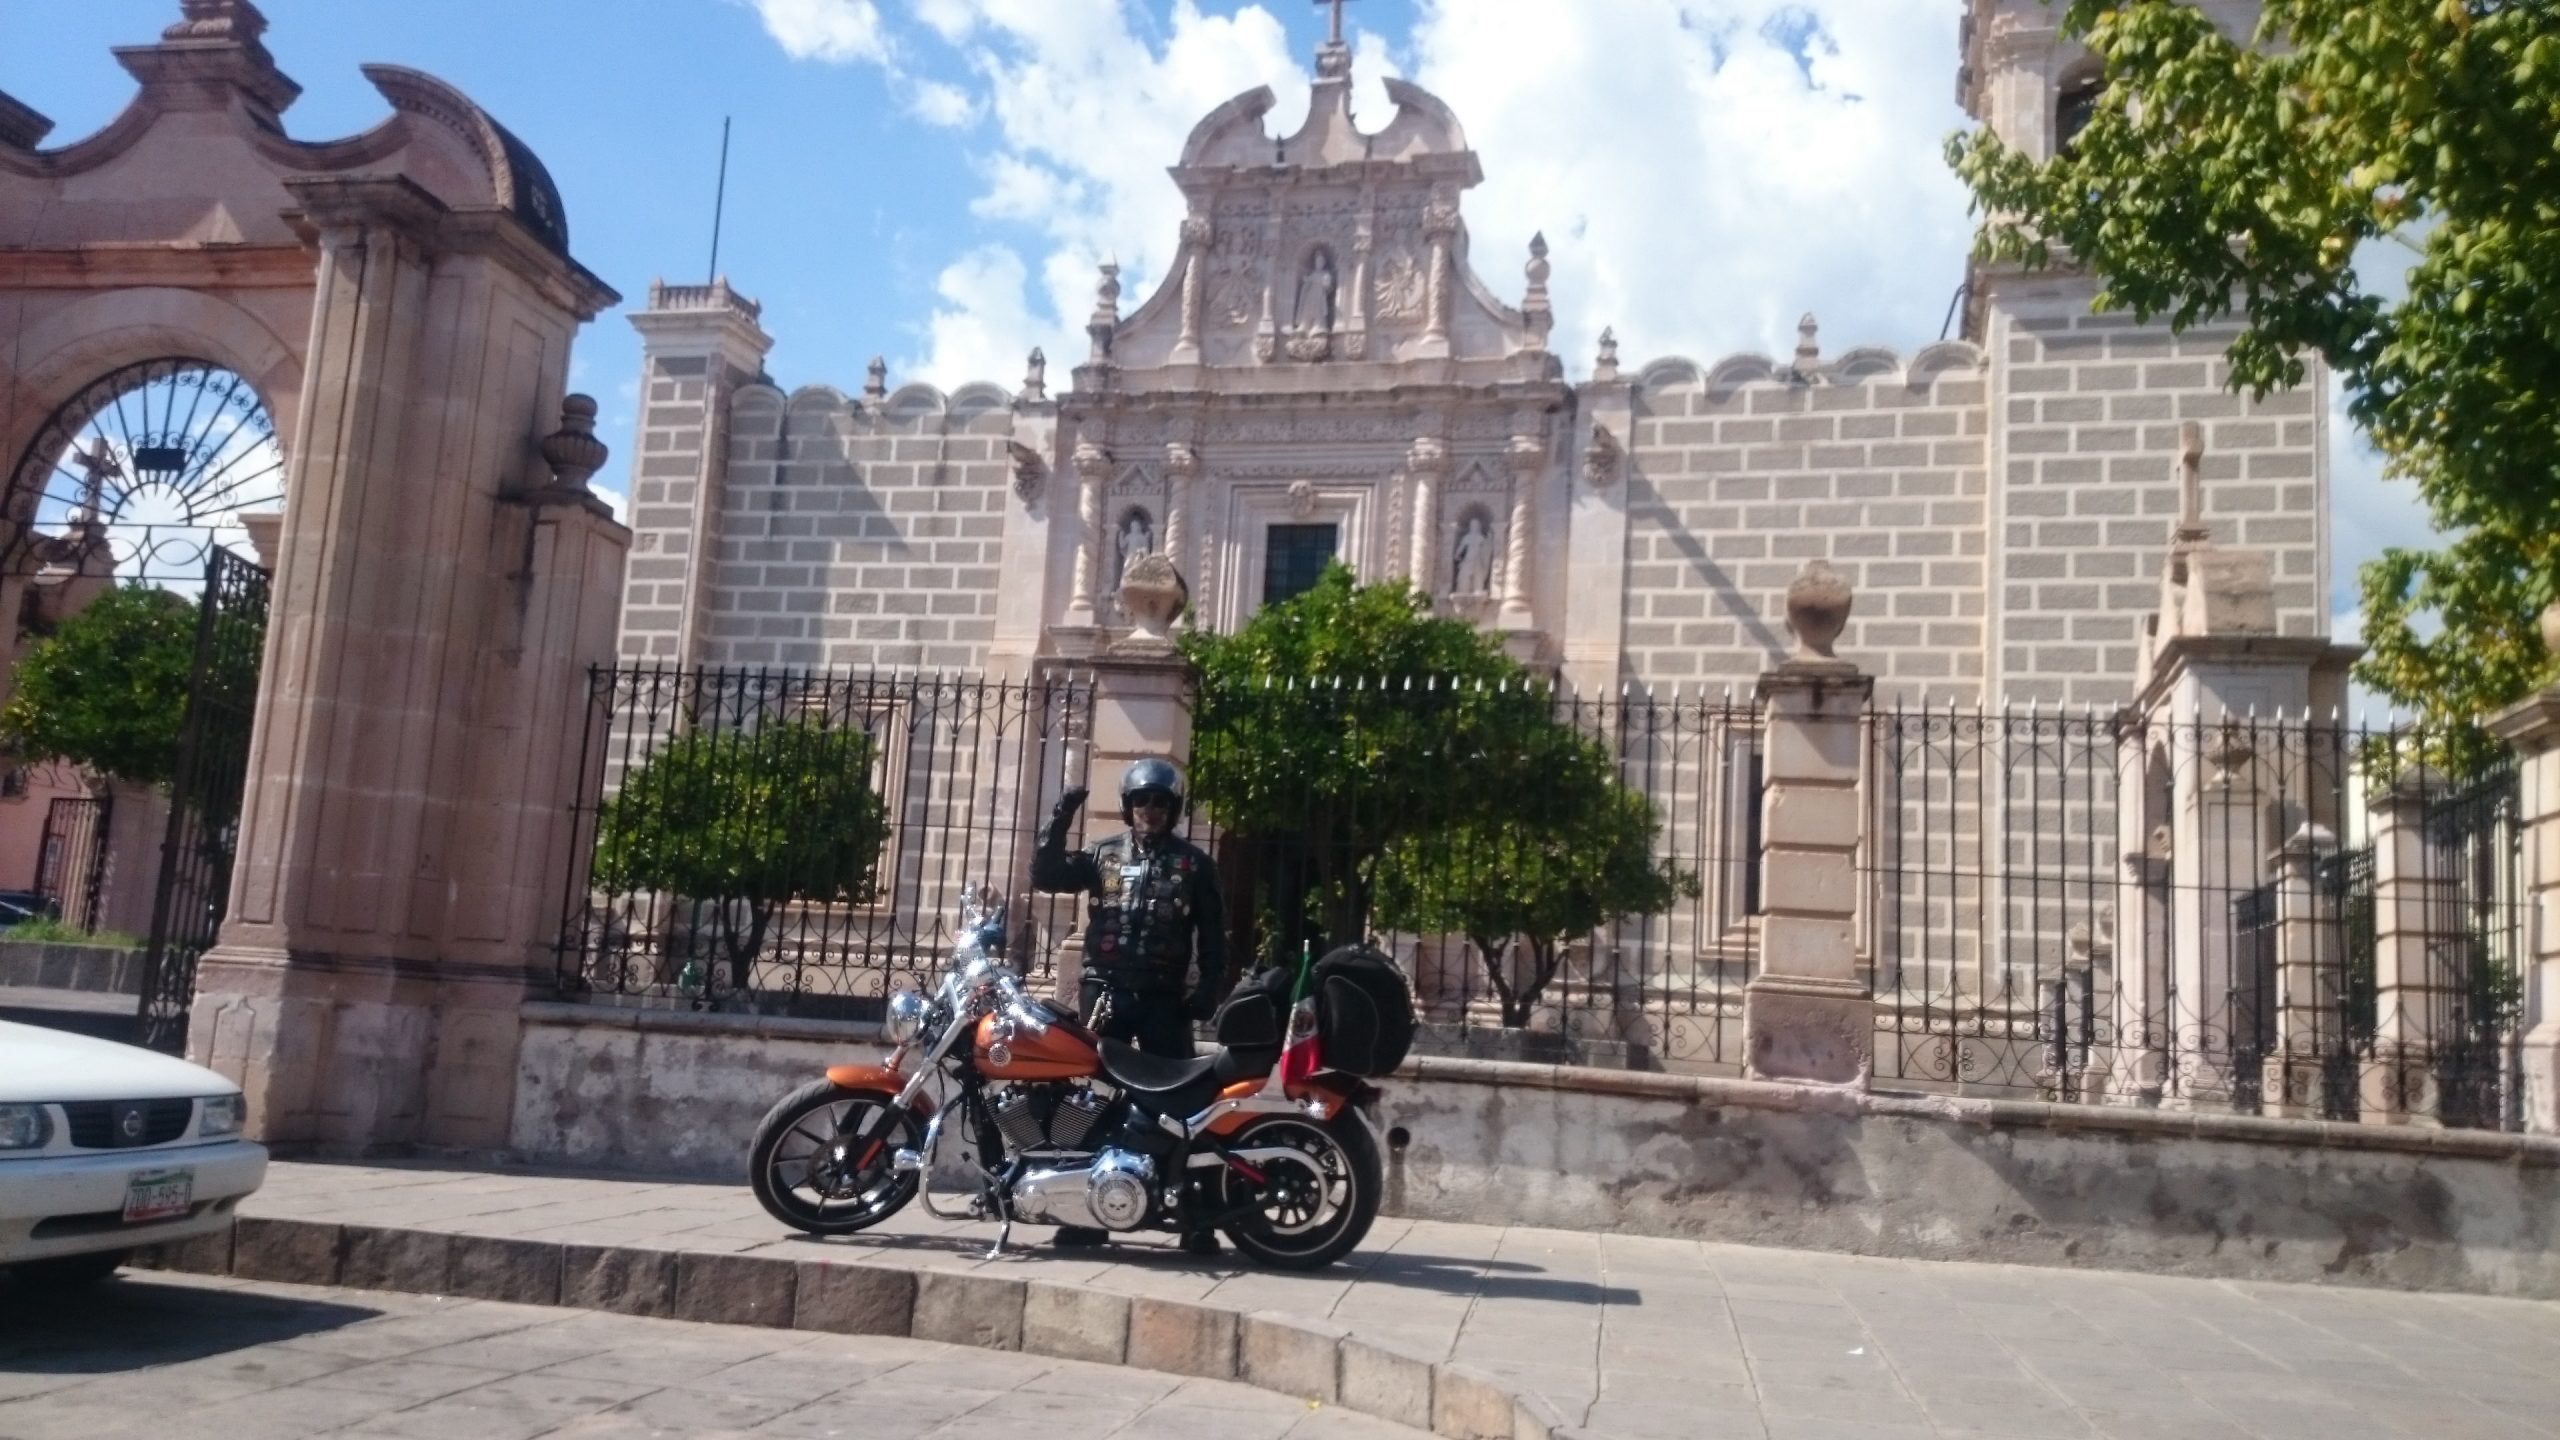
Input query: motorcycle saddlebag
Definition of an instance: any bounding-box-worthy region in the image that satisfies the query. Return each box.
[1313,945,1416,1078]
[1213,963,1291,1049]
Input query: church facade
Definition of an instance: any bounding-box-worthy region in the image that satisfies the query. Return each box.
[617,0,2328,708]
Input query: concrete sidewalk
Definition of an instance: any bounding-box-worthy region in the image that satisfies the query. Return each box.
[155,1161,2560,1440]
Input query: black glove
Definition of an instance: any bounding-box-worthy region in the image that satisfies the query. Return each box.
[1042,787,1088,851]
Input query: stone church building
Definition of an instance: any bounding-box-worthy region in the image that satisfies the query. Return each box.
[619,1,2327,708]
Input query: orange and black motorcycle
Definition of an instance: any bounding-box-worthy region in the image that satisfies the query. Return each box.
[748,892,1384,1269]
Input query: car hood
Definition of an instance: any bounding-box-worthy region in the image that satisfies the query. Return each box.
[0,1019,242,1102]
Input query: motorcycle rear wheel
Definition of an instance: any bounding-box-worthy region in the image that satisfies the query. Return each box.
[1217,1113,1381,1271]
[749,1080,921,1235]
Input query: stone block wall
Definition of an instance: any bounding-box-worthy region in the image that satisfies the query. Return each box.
[1618,347,1991,700]
[1984,273,2327,705]
[700,383,1013,670]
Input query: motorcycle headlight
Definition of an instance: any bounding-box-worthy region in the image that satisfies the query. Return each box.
[884,988,929,1044]
[199,1093,244,1139]
[0,1103,52,1151]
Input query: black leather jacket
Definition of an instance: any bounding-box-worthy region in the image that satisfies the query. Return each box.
[1032,828,1226,999]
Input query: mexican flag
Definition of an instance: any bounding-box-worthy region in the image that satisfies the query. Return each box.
[1278,944,1322,1086]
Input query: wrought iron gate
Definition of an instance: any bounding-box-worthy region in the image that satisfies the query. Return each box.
[136,547,269,1052]
[34,792,110,930]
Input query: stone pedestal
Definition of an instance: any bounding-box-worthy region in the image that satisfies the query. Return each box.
[1743,654,1874,1085]
[2489,690,2560,1134]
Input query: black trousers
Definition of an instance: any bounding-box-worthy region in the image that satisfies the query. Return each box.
[1077,976,1194,1060]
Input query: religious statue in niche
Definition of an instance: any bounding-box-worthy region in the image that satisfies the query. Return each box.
[1451,513,1495,596]
[1294,246,1339,332]
[1118,509,1155,585]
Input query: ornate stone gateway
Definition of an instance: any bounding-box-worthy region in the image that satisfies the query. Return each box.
[138,547,269,1052]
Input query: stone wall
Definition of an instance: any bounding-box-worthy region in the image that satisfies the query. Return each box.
[1618,348,1990,700]
[1983,273,2328,704]
[696,384,1012,671]
[509,1005,2559,1297]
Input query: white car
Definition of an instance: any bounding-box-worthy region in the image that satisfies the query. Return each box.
[0,1018,268,1288]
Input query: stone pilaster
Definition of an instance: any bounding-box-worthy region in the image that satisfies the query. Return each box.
[2489,687,2560,1134]
[2363,767,2453,1125]
[2266,821,2346,1118]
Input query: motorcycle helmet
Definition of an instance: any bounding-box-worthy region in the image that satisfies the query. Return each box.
[1119,756,1185,825]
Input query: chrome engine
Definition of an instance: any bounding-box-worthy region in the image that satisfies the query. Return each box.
[1009,1147,1158,1232]
[989,1085,1108,1155]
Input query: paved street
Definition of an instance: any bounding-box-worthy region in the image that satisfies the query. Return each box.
[0,1271,1432,1440]
[234,1162,2560,1440]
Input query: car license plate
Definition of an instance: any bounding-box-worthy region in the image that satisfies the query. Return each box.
[122,1168,193,1224]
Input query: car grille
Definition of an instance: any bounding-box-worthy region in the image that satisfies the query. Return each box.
[60,1099,194,1149]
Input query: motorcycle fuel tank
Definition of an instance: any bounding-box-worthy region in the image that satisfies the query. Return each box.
[974,1003,1100,1081]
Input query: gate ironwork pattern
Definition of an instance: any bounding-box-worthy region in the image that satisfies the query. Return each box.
[137,547,271,1052]
[554,664,1095,1020]
[34,792,110,930]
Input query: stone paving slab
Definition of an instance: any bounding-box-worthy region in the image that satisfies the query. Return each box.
[140,1160,2560,1440]
[0,1270,1430,1439]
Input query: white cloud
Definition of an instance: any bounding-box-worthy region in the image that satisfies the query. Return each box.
[913,244,1042,388]
[748,0,888,63]
[909,77,979,126]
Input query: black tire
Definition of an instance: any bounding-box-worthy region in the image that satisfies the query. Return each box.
[1218,1113,1381,1271]
[748,1079,922,1236]
[11,1249,126,1291]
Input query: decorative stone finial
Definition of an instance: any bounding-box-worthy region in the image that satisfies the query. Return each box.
[1784,559,1853,661]
[540,394,609,494]
[1022,347,1047,403]
[1593,326,1621,383]
[1793,312,1821,379]
[863,356,888,402]
[1584,423,1623,489]
[1087,259,1122,363]
[165,0,270,43]
[1521,233,1554,349]
[2174,419,2208,542]
[1115,552,1188,650]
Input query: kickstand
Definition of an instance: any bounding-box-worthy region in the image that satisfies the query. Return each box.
[985,1186,1014,1260]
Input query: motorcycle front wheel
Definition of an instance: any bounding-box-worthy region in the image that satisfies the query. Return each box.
[1217,1112,1382,1271]
[749,1079,922,1235]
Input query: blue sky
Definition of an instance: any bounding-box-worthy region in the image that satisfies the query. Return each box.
[7,0,2431,634]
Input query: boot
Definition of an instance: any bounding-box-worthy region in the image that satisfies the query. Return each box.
[1052,1226,1107,1249]
[1179,1230,1222,1258]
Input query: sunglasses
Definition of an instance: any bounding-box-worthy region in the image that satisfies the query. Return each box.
[1130,791,1178,810]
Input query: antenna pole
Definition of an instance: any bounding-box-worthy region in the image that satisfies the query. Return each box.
[707,116,732,284]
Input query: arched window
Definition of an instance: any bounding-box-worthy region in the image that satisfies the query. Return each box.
[2054,67,2104,155]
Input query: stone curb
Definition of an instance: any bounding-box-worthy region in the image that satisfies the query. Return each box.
[136,1216,1587,1440]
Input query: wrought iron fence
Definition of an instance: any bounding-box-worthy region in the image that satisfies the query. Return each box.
[34,792,109,930]
[1864,704,2527,1129]
[1186,677,1760,1071]
[553,664,1094,1020]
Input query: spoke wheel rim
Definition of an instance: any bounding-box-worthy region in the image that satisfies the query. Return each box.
[1241,1120,1352,1242]
[769,1098,910,1217]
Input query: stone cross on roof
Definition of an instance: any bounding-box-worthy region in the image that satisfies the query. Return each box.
[1315,0,1354,47]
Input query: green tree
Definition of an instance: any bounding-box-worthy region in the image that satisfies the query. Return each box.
[0,585,198,786]
[1182,564,1550,949]
[591,718,889,991]
[1371,722,1697,1027]
[1947,0,2560,764]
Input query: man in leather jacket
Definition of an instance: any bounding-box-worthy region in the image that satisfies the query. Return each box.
[1031,757,1226,1057]
[1031,757,1227,1256]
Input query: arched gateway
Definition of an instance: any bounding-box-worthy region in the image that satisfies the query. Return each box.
[1,2,628,1148]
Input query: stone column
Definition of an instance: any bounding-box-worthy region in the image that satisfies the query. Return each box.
[1406,436,1447,593]
[187,174,621,1149]
[1418,191,1456,360]
[1064,428,1109,625]
[1743,562,1875,1085]
[2177,725,2266,1106]
[1171,217,1209,366]
[1164,441,1198,611]
[2489,682,2560,1133]
[2363,767,2452,1124]
[1500,432,1542,625]
[2267,821,2346,1117]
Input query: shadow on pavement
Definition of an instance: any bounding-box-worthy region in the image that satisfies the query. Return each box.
[0,1274,380,1373]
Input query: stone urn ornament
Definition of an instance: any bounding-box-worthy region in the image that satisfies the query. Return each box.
[1114,552,1187,652]
[1784,559,1853,661]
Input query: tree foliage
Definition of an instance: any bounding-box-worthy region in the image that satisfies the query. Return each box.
[1184,565,1694,1020]
[1948,0,2560,758]
[592,718,889,987]
[0,584,199,787]
[1371,722,1696,1027]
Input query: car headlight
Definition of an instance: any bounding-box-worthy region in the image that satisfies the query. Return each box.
[0,1103,51,1151]
[883,988,929,1044]
[199,1094,244,1139]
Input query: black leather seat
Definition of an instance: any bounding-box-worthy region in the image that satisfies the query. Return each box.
[1099,1041,1280,1119]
